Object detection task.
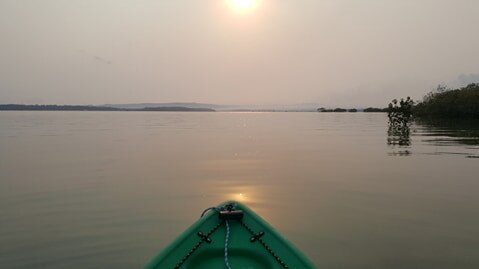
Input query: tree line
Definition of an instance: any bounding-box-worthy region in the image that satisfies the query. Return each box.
[413,83,479,118]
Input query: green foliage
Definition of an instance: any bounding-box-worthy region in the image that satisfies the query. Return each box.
[414,83,479,118]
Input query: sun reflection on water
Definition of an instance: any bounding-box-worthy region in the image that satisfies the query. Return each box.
[221,186,258,205]
[235,192,246,202]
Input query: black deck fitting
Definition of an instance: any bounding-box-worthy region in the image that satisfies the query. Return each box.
[219,210,244,221]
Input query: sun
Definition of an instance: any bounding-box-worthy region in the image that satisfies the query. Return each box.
[227,0,259,13]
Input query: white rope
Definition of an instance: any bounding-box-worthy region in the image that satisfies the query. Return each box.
[224,220,232,269]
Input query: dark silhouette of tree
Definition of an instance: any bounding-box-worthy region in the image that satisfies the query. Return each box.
[387,97,414,128]
[386,97,414,155]
[414,83,479,118]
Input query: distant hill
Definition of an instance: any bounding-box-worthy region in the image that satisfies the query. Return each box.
[141,107,214,112]
[1,103,330,112]
[0,104,121,111]
[104,102,221,110]
[105,102,325,112]
[0,104,214,112]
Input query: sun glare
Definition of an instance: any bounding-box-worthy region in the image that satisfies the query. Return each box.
[228,0,259,13]
[235,192,247,202]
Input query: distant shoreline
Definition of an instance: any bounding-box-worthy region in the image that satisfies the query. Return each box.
[0,104,215,112]
[0,104,391,113]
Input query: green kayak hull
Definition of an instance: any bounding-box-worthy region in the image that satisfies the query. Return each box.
[145,201,316,269]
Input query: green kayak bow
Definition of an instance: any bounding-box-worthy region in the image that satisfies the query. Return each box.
[145,201,316,269]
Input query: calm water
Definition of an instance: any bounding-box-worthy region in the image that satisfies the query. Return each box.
[0,112,478,269]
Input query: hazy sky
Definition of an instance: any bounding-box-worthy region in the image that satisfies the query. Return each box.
[1,0,478,107]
